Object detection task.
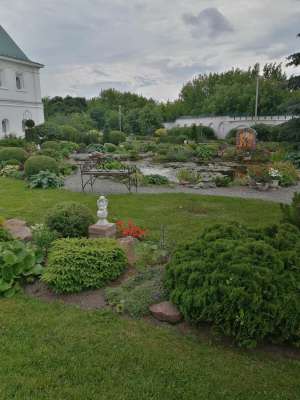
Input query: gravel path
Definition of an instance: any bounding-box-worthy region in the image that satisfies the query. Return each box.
[65,170,300,204]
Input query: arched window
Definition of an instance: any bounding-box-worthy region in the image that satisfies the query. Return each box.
[16,73,23,90]
[2,119,9,134]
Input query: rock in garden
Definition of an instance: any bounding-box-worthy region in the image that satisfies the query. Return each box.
[3,219,32,241]
[117,236,136,266]
[149,301,182,324]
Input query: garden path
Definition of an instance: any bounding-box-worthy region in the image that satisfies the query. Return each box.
[65,169,300,204]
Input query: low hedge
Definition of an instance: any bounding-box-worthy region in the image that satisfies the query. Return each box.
[0,147,28,163]
[45,201,95,238]
[165,222,300,348]
[42,238,127,293]
[24,155,59,177]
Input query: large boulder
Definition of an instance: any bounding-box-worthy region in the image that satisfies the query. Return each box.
[3,219,32,241]
[149,301,182,324]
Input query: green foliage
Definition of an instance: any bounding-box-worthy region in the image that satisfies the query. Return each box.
[45,201,95,238]
[165,222,300,347]
[248,165,271,183]
[251,124,276,141]
[179,63,287,116]
[177,169,200,184]
[28,171,64,189]
[215,175,232,187]
[0,240,43,297]
[31,224,59,258]
[286,151,300,168]
[135,242,169,270]
[0,223,12,242]
[196,144,217,161]
[164,146,194,162]
[164,126,216,143]
[0,135,25,147]
[107,130,126,145]
[272,161,298,186]
[143,174,169,185]
[0,147,28,163]
[104,143,117,153]
[105,267,167,317]
[281,192,300,228]
[42,238,127,293]
[100,159,125,170]
[24,155,59,177]
[276,118,300,142]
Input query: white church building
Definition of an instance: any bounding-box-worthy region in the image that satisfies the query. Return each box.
[0,25,44,138]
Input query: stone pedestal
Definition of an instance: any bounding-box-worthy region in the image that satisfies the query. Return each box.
[89,223,116,239]
[117,236,136,266]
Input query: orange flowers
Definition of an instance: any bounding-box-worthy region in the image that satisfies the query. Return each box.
[116,220,146,240]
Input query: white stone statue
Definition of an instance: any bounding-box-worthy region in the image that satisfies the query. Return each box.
[96,195,109,225]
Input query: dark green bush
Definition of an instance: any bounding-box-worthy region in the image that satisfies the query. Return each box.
[0,225,12,242]
[165,222,300,348]
[45,201,95,238]
[42,238,127,293]
[0,136,25,147]
[104,143,117,153]
[143,174,169,185]
[281,192,300,228]
[108,131,126,145]
[251,124,276,141]
[0,147,28,163]
[24,155,59,177]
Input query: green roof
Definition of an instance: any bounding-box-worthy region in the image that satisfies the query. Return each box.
[0,25,30,62]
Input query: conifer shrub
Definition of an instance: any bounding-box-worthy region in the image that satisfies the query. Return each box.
[42,238,127,293]
[165,222,300,348]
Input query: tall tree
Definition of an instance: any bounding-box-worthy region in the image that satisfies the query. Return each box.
[287,34,300,90]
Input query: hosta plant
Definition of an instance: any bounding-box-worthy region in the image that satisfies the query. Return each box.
[28,171,64,189]
[0,240,43,297]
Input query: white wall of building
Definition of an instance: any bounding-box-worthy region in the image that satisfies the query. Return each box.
[0,57,44,138]
[164,115,297,139]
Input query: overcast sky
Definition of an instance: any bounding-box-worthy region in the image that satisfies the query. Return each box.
[1,0,300,101]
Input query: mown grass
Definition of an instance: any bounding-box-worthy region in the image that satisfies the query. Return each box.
[0,178,299,399]
[0,178,281,245]
[1,296,300,400]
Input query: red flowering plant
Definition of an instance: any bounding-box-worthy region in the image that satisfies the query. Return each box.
[116,220,146,240]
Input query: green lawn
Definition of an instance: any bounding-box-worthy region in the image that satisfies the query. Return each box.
[1,296,300,400]
[0,178,281,245]
[0,178,299,400]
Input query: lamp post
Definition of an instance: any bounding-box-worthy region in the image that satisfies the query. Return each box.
[119,105,122,132]
[255,75,259,123]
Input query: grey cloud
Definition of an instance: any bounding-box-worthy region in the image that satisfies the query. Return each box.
[183,8,234,38]
[1,0,299,100]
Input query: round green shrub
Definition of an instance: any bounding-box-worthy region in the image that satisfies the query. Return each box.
[104,143,117,153]
[42,238,127,293]
[24,155,59,177]
[45,201,95,238]
[165,222,300,348]
[0,147,28,163]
